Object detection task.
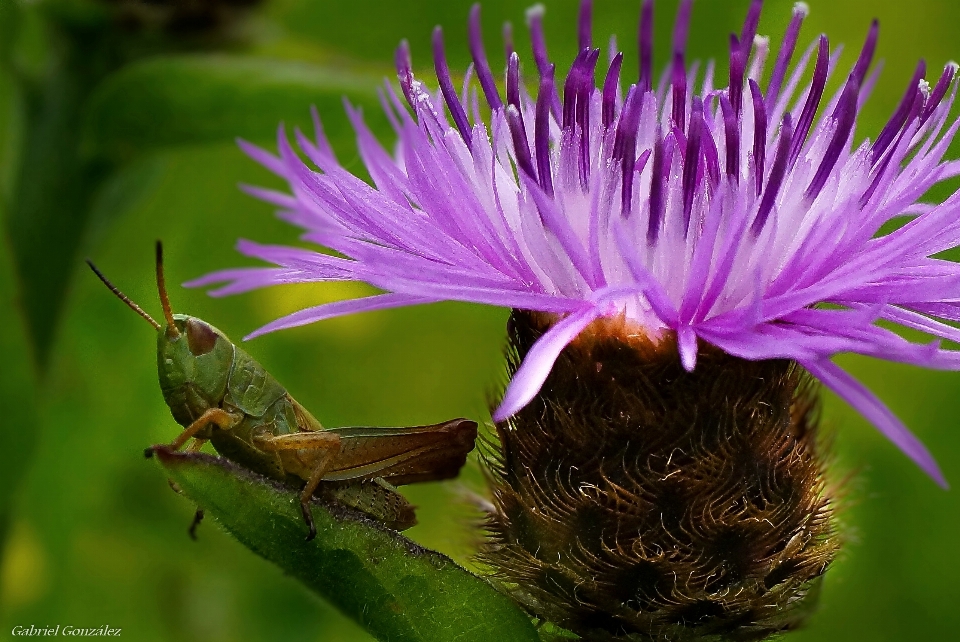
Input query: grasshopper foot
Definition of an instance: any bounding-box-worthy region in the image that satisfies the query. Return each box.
[144,446,155,459]
[300,501,317,541]
[189,508,204,540]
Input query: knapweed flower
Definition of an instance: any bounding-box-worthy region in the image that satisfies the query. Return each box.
[192,0,960,638]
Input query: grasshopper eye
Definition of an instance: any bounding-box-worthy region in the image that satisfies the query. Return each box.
[186,318,219,356]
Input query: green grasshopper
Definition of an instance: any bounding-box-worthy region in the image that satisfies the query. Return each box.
[87,242,477,540]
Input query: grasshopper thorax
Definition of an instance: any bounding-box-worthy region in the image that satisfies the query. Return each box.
[158,314,236,426]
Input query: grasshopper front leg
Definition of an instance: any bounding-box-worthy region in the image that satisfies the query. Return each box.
[170,408,240,450]
[253,431,342,541]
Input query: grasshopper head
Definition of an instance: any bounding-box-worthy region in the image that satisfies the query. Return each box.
[157,314,235,425]
[86,242,237,427]
[151,243,237,425]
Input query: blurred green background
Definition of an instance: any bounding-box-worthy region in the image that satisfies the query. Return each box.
[1,0,960,640]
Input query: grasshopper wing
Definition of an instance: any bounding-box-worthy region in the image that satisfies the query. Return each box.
[323,419,478,485]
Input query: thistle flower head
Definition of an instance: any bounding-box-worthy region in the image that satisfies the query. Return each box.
[192,0,960,486]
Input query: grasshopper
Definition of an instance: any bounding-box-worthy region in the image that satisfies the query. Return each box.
[87,242,477,540]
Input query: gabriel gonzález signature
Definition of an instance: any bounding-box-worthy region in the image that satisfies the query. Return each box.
[11,625,121,637]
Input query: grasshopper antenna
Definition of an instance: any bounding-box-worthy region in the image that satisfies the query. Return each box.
[155,241,181,337]
[86,259,162,331]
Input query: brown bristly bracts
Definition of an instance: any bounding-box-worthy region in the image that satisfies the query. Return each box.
[480,311,839,641]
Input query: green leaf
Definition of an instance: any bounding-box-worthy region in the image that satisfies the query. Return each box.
[153,447,540,642]
[0,64,37,553]
[0,161,39,561]
[82,55,386,160]
[0,0,20,70]
[6,33,116,368]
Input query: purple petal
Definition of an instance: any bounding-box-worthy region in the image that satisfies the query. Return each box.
[678,325,698,371]
[613,220,679,324]
[239,184,299,209]
[803,359,947,488]
[493,307,599,421]
[184,268,317,296]
[237,138,287,177]
[245,293,440,340]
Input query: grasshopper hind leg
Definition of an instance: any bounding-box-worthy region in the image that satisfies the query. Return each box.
[298,450,339,541]
[300,503,317,542]
[253,430,342,541]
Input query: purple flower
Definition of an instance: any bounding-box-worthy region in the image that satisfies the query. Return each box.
[191,0,960,487]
